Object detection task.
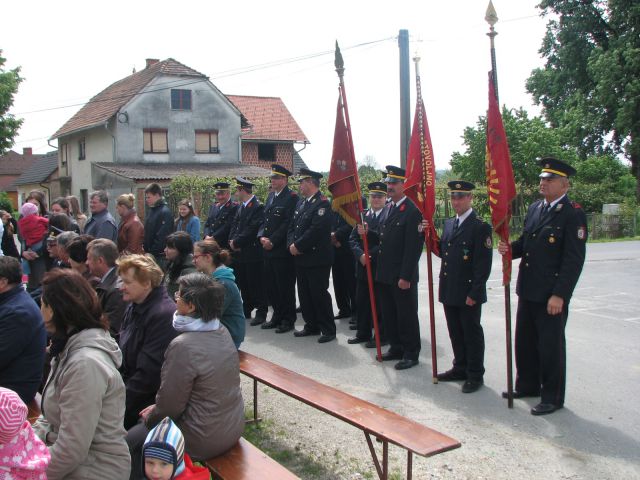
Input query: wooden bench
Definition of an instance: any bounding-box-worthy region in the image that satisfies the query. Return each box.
[239,350,460,480]
[206,437,299,480]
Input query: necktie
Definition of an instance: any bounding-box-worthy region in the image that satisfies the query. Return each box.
[541,203,550,217]
[453,218,459,232]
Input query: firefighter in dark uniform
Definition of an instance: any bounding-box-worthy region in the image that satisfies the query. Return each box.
[287,168,336,343]
[331,210,357,322]
[229,177,267,325]
[258,164,298,333]
[203,182,239,250]
[435,181,493,393]
[376,166,424,370]
[498,157,587,415]
[347,181,387,346]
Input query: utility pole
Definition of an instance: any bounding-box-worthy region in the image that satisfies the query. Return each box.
[398,29,410,168]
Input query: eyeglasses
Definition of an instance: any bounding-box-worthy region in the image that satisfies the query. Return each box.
[174,291,183,301]
[192,253,208,260]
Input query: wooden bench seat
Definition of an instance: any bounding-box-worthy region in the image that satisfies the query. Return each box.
[239,350,460,480]
[206,437,299,480]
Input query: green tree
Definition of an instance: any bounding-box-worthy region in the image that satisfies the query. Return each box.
[526,0,640,199]
[0,50,23,154]
[571,154,636,212]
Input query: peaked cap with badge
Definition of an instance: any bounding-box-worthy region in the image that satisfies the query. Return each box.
[538,157,577,178]
[383,165,406,183]
[297,167,323,182]
[270,164,292,178]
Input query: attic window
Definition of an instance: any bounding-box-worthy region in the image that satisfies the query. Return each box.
[258,143,275,162]
[171,89,191,110]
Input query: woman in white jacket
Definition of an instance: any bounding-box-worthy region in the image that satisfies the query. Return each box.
[33,269,131,479]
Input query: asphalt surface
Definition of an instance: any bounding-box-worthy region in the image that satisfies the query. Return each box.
[241,240,640,479]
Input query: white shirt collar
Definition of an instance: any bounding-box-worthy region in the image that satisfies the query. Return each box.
[101,266,115,284]
[545,194,566,209]
[243,195,255,207]
[393,196,407,207]
[456,208,473,226]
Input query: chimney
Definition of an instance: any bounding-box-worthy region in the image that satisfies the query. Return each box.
[23,147,33,156]
[145,58,160,69]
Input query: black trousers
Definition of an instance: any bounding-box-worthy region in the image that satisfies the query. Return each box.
[443,304,485,380]
[332,252,357,316]
[515,299,568,406]
[234,261,267,318]
[378,281,420,361]
[264,256,296,327]
[354,277,385,341]
[296,264,335,336]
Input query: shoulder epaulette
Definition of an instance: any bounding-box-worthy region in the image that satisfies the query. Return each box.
[571,201,583,210]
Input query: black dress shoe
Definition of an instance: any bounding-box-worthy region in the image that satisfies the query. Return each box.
[531,403,562,416]
[347,336,370,344]
[436,369,467,382]
[502,390,540,399]
[334,312,351,320]
[261,321,278,329]
[462,379,484,393]
[293,328,320,337]
[275,325,294,334]
[380,351,403,361]
[394,359,418,370]
[250,317,265,326]
[365,339,389,349]
[317,334,336,343]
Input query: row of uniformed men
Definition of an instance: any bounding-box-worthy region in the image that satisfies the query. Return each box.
[203,158,587,415]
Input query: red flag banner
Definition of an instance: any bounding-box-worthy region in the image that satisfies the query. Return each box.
[485,70,516,285]
[328,91,360,226]
[404,75,439,255]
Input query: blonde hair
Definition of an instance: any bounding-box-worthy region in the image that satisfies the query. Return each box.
[117,193,135,209]
[116,254,163,288]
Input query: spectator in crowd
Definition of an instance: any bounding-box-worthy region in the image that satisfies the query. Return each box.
[128,274,244,474]
[84,190,118,242]
[143,184,173,269]
[116,193,145,255]
[0,387,50,480]
[48,230,78,270]
[67,195,88,233]
[18,202,49,254]
[141,417,211,480]
[33,269,131,479]
[0,209,20,258]
[174,199,200,244]
[163,232,197,300]
[193,239,245,349]
[66,235,100,287]
[87,238,127,340]
[117,254,177,429]
[25,190,48,217]
[50,197,81,233]
[0,256,46,404]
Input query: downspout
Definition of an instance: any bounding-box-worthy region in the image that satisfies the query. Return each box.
[105,120,116,163]
[294,141,309,173]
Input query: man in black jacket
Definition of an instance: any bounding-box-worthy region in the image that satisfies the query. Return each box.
[259,164,298,333]
[376,165,424,370]
[203,182,239,249]
[288,168,335,343]
[435,181,493,393]
[331,210,357,322]
[143,183,173,270]
[499,157,587,415]
[229,177,267,325]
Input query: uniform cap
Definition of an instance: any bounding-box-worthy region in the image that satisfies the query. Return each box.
[538,157,576,178]
[367,181,387,195]
[270,164,292,178]
[383,165,406,183]
[297,167,323,181]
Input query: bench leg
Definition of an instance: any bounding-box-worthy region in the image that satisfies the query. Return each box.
[407,450,413,480]
[364,432,388,480]
[245,378,262,424]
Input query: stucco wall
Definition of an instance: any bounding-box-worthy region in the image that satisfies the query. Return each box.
[114,76,242,163]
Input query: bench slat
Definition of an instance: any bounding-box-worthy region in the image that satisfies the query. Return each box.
[239,351,460,458]
[206,437,300,480]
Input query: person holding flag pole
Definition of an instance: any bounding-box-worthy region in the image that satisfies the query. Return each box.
[327,42,384,361]
[405,55,440,381]
[485,0,518,407]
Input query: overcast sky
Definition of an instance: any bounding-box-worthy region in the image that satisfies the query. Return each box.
[3,0,547,172]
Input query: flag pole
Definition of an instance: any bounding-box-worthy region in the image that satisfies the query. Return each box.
[335,42,384,362]
[413,55,439,383]
[486,0,514,408]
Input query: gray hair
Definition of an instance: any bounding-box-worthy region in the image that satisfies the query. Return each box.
[177,273,225,322]
[87,238,119,267]
[89,190,109,205]
[56,231,79,250]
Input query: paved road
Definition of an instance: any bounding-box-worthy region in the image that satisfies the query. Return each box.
[242,241,640,478]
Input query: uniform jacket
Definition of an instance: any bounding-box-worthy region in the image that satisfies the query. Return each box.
[95,267,126,339]
[117,209,144,254]
[287,191,333,268]
[438,210,493,306]
[0,285,46,403]
[33,328,131,480]
[84,210,118,243]
[258,186,298,258]
[375,198,423,285]
[143,199,174,256]
[203,200,239,248]
[229,196,264,263]
[146,327,245,460]
[512,196,587,303]
[349,208,383,281]
[332,211,354,257]
[118,286,177,429]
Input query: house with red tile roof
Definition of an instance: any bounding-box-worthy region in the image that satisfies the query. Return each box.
[50,58,309,213]
[0,148,50,209]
